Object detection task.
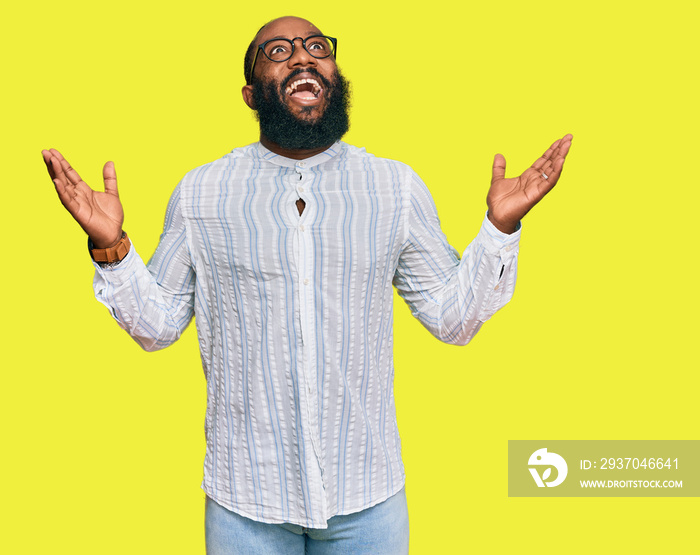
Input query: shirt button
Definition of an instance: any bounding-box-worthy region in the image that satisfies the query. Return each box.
[494,284,500,290]
[304,278,310,285]
[299,225,305,231]
[297,161,306,167]
[505,245,512,252]
[298,186,304,192]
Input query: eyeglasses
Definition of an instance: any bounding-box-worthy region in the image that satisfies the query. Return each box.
[249,35,338,84]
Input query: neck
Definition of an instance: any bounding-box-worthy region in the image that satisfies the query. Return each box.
[259,134,333,160]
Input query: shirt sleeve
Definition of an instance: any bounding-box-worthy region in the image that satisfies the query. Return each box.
[392,172,520,346]
[92,184,196,351]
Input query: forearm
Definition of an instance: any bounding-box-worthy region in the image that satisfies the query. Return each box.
[440,216,518,344]
[93,243,194,351]
[397,215,520,345]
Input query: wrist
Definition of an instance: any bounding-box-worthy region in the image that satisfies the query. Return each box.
[487,211,518,234]
[89,231,131,263]
[90,230,123,250]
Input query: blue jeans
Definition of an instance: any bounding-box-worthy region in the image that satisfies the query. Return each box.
[205,487,409,554]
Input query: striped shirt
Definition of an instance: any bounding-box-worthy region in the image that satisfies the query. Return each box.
[93,141,520,528]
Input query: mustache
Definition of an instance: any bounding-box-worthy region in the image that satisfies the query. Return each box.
[280,67,334,91]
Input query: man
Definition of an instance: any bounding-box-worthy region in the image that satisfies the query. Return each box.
[43,15,572,554]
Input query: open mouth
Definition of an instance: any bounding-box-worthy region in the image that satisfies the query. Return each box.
[285,78,322,101]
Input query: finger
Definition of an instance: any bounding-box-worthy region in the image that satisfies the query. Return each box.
[539,154,567,187]
[50,156,68,184]
[49,155,71,195]
[526,168,557,197]
[555,134,573,160]
[549,134,572,159]
[533,133,573,170]
[548,134,570,152]
[53,176,71,201]
[103,161,119,197]
[532,140,560,170]
[539,159,554,179]
[492,153,506,181]
[42,150,56,180]
[547,135,573,177]
[52,175,80,212]
[531,152,551,170]
[56,154,85,186]
[48,148,68,164]
[550,155,567,182]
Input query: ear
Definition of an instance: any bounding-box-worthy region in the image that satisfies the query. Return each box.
[242,84,255,110]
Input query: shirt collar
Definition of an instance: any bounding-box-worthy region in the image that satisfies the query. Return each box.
[255,141,343,169]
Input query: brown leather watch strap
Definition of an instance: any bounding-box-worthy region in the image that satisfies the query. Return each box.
[90,231,131,263]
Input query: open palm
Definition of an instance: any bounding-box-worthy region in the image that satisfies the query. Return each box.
[487,134,573,233]
[42,148,124,248]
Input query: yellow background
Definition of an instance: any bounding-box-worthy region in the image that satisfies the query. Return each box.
[1,1,697,553]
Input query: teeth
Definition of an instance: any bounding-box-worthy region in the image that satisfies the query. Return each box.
[285,78,322,97]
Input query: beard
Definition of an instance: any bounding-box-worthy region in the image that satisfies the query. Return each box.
[252,67,351,151]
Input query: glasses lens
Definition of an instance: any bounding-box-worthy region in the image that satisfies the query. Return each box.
[264,39,294,61]
[305,36,334,59]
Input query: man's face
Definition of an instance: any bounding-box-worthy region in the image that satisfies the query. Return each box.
[246,17,338,121]
[242,17,350,150]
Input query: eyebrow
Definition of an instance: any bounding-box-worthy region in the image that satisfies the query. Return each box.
[262,32,322,43]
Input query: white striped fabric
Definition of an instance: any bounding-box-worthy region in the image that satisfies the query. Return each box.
[93,141,520,528]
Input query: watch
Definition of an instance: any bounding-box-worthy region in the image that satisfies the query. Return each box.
[89,231,131,263]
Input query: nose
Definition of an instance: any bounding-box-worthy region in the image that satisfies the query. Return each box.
[287,37,317,70]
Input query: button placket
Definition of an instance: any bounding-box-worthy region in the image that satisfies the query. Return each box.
[292,164,325,507]
[292,165,309,218]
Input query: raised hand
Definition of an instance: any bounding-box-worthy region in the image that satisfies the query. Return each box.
[42,148,124,249]
[487,134,573,234]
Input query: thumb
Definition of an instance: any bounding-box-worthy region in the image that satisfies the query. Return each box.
[492,153,506,182]
[103,161,119,196]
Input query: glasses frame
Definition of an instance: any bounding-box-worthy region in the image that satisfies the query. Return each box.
[249,35,338,84]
